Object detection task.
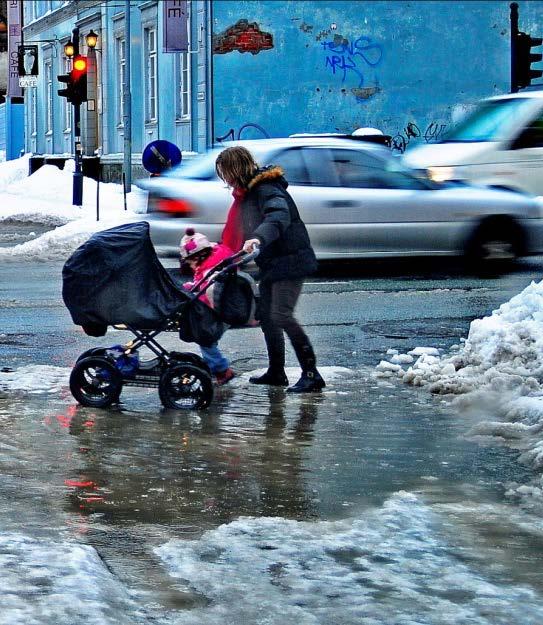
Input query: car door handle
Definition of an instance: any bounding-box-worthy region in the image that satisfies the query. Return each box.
[324,200,359,208]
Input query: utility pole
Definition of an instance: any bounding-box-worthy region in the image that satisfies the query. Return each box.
[72,27,83,206]
[123,1,132,192]
[510,2,519,93]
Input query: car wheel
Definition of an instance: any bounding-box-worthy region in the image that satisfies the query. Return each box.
[465,220,523,273]
[69,357,122,408]
[159,363,213,410]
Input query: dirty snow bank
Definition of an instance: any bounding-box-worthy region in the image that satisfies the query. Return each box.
[375,280,543,506]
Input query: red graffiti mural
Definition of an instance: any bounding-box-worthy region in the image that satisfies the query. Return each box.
[213,19,273,55]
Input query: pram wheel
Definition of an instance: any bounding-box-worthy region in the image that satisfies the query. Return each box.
[70,356,122,408]
[159,363,213,410]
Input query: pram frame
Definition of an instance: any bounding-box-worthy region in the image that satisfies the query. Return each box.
[69,248,258,408]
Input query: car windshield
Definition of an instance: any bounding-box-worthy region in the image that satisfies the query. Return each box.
[442,98,534,142]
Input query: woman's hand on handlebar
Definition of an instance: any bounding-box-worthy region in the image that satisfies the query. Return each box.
[243,238,260,253]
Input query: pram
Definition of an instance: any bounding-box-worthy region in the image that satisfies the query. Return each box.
[62,222,258,410]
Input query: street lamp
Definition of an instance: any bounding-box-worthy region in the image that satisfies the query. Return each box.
[64,40,75,57]
[86,30,98,49]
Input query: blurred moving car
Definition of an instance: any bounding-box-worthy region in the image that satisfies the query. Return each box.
[137,137,543,267]
[403,90,543,196]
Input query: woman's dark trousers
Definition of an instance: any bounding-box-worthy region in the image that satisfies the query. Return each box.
[254,279,324,391]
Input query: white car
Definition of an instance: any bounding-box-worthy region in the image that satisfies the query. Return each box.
[137,137,543,268]
[403,90,543,196]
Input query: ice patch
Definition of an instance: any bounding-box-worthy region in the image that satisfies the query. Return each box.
[239,366,353,386]
[156,491,543,625]
[0,365,69,394]
[0,533,141,625]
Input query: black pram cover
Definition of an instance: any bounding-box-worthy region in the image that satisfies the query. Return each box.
[62,222,224,345]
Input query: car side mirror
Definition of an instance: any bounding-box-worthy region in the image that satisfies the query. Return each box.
[510,126,543,150]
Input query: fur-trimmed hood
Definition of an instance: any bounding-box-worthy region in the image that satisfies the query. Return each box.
[247,166,287,190]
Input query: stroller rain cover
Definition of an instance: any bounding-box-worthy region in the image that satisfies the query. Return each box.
[62,222,224,345]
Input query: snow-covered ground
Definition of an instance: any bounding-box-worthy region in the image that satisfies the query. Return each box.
[376,280,543,506]
[0,155,147,261]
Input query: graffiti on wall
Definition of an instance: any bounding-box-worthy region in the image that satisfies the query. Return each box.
[391,121,448,153]
[213,20,273,55]
[321,34,383,101]
[216,122,270,144]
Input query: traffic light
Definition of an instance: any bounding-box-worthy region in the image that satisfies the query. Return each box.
[71,55,88,105]
[514,31,543,91]
[57,55,88,105]
[57,71,74,103]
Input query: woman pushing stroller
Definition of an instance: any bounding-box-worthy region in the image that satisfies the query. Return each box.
[215,146,325,393]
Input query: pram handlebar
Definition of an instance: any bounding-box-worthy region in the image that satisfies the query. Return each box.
[189,246,259,296]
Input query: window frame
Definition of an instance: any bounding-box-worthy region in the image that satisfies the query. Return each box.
[44,60,53,135]
[144,26,158,123]
[176,7,191,121]
[116,36,126,127]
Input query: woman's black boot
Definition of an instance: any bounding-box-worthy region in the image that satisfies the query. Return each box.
[249,370,289,386]
[287,344,325,393]
[287,369,325,393]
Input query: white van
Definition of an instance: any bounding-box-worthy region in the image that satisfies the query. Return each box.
[403,90,543,197]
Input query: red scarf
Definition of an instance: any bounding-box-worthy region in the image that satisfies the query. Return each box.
[221,187,246,253]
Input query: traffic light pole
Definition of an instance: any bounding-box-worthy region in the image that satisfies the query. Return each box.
[72,27,83,207]
[510,2,519,93]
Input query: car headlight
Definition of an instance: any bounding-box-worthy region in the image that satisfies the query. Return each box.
[427,166,456,183]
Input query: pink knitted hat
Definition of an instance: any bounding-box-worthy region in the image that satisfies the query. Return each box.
[179,228,212,259]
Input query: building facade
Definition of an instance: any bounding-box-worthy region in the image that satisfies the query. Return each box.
[21,0,210,178]
[14,0,543,177]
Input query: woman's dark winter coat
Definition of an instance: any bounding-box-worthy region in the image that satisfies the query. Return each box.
[241,166,318,283]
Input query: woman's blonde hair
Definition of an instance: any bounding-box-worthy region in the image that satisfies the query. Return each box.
[215,146,259,189]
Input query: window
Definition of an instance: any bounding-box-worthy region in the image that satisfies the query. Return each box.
[445,98,536,143]
[178,50,190,119]
[30,90,37,136]
[512,112,543,149]
[272,149,311,185]
[116,37,126,125]
[144,27,157,122]
[44,61,53,134]
[63,57,71,131]
[329,148,427,190]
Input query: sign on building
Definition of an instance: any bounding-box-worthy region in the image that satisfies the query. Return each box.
[163,0,188,53]
[7,0,22,98]
[18,44,38,87]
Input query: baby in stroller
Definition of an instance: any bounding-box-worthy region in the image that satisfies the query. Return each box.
[179,228,235,386]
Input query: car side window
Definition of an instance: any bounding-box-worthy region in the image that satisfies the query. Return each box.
[271,148,311,185]
[271,147,338,186]
[330,148,426,190]
[512,112,543,149]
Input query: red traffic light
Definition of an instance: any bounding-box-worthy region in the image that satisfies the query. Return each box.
[73,56,87,73]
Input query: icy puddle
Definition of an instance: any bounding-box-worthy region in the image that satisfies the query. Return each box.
[0,365,543,623]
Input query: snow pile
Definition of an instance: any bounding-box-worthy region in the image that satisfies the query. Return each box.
[156,491,543,624]
[377,280,543,395]
[0,155,148,261]
[0,153,31,191]
[376,280,543,504]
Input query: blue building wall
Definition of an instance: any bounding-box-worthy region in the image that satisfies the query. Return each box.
[0,101,24,161]
[212,0,543,151]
